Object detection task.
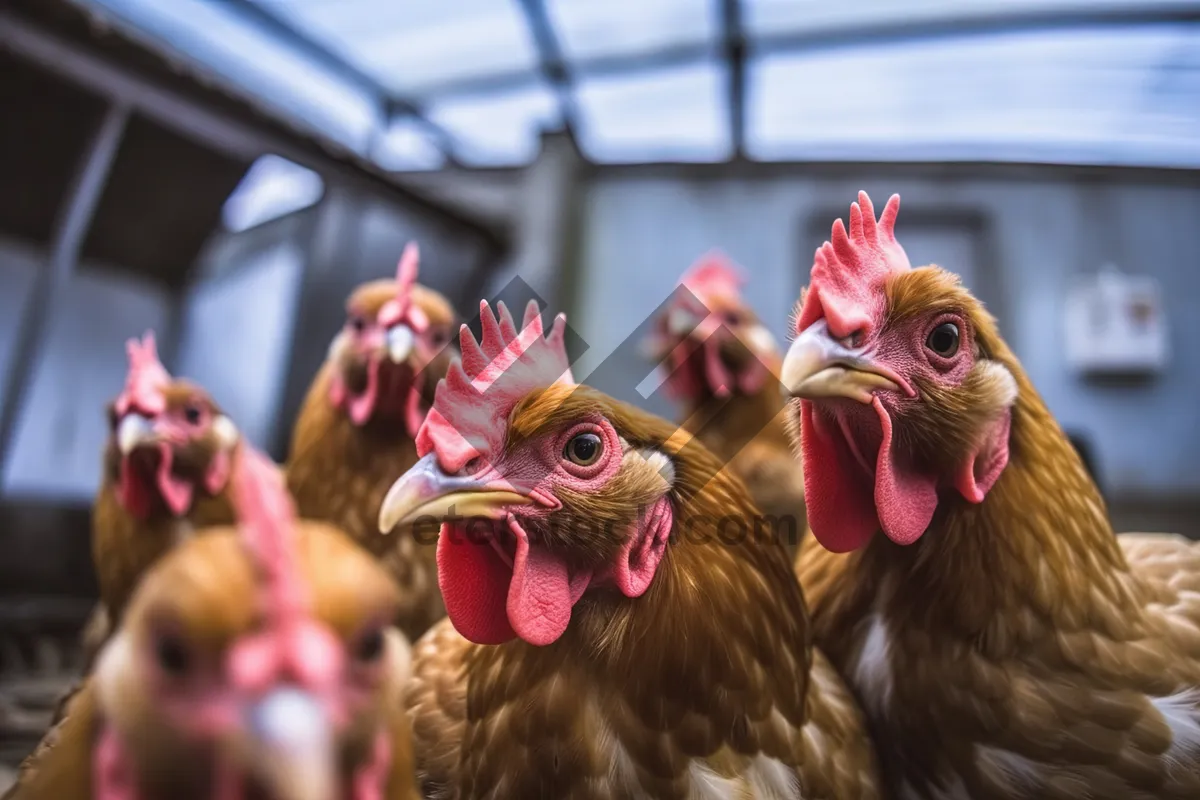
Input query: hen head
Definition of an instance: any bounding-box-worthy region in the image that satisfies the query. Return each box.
[645,251,780,402]
[379,301,676,648]
[94,447,404,800]
[781,191,1017,553]
[106,332,240,520]
[326,242,457,435]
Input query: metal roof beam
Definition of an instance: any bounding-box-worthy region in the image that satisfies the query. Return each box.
[0,11,495,239]
[225,0,459,154]
[722,0,746,158]
[513,0,581,133]
[0,102,129,487]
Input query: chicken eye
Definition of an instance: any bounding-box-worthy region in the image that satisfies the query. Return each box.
[154,634,191,676]
[348,315,367,334]
[926,323,960,358]
[564,433,603,467]
[355,628,386,663]
[183,404,203,425]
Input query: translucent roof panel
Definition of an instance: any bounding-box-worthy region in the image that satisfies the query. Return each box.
[252,0,542,95]
[222,155,325,233]
[748,24,1200,167]
[372,120,448,172]
[576,62,731,163]
[82,0,378,152]
[743,0,1200,39]
[427,84,562,166]
[547,0,719,63]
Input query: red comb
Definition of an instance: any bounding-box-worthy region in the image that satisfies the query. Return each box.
[796,192,910,338]
[114,332,171,417]
[230,446,309,622]
[416,300,573,474]
[679,251,745,305]
[378,242,428,331]
[227,447,345,695]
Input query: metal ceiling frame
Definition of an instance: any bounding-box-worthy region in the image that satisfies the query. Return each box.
[228,0,461,161]
[415,0,1200,161]
[76,1,1200,167]
[0,6,513,484]
[0,101,129,485]
[421,2,1200,97]
[514,0,581,135]
[722,0,746,158]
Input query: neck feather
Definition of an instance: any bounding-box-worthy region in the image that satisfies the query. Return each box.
[509,437,812,725]
[681,382,790,453]
[863,361,1132,642]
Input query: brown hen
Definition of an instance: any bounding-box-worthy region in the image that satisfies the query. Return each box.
[92,333,242,643]
[645,252,806,559]
[6,447,417,800]
[785,191,1200,799]
[381,301,880,799]
[286,244,457,642]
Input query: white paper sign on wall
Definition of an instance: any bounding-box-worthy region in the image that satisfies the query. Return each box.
[1064,264,1169,376]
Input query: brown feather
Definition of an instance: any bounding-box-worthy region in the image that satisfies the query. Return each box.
[409,384,880,799]
[93,382,240,622]
[796,265,1200,799]
[664,293,808,561]
[285,282,455,642]
[2,683,98,800]
[69,383,242,735]
[9,521,419,800]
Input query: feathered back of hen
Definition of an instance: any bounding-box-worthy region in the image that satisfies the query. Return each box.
[115,332,171,416]
[417,300,572,473]
[796,191,910,339]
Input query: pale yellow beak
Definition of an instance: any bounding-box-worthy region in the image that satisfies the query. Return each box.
[385,324,414,364]
[241,688,336,800]
[378,453,531,534]
[116,413,156,455]
[782,320,901,404]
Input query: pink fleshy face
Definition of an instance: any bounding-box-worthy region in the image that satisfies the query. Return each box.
[795,192,1011,552]
[648,254,770,402]
[113,391,234,520]
[103,447,395,800]
[434,413,673,648]
[416,300,671,648]
[104,615,393,800]
[328,273,448,435]
[653,300,770,402]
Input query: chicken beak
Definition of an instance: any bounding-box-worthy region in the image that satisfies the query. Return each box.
[782,320,901,404]
[378,452,532,534]
[667,307,701,337]
[116,413,156,455]
[241,688,337,800]
[385,324,415,364]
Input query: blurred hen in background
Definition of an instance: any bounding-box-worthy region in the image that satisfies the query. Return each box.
[645,254,806,557]
[286,244,458,642]
[91,333,241,655]
[6,447,418,800]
